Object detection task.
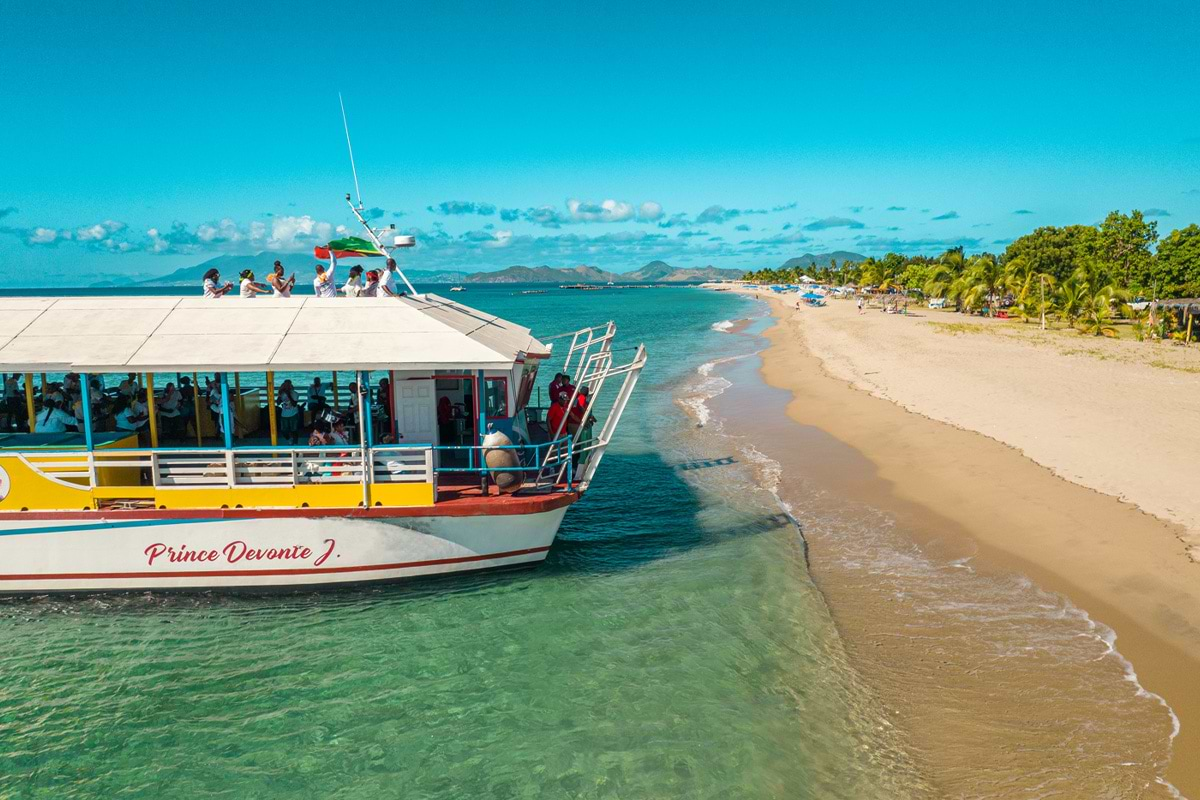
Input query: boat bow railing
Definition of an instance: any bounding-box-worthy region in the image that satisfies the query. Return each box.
[533,321,648,493]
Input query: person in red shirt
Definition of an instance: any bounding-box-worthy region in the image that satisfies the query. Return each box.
[547,391,569,438]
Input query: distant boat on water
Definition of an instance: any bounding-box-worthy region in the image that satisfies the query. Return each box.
[449,285,465,292]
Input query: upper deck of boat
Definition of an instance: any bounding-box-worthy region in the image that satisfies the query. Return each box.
[0,293,550,374]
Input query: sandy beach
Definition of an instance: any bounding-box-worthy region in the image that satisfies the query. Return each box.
[719,286,1200,796]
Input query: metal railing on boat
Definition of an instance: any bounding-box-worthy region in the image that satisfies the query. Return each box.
[15,437,576,494]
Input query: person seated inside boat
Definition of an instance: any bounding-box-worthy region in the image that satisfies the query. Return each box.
[240,270,271,297]
[341,266,364,297]
[268,262,296,297]
[157,382,182,439]
[36,398,76,433]
[313,261,337,298]
[361,270,381,297]
[63,373,80,396]
[277,379,302,444]
[309,418,333,446]
[114,396,148,431]
[307,377,328,416]
[202,268,234,298]
[331,417,350,446]
[117,374,137,402]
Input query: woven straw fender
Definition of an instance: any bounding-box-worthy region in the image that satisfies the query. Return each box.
[483,430,524,493]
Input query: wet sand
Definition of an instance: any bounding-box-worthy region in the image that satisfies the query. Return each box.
[721,291,1199,797]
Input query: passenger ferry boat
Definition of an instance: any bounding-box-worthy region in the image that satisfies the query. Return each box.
[0,202,646,594]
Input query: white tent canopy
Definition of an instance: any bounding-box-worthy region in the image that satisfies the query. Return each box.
[0,294,550,374]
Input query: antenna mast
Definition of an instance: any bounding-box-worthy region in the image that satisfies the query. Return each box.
[339,92,363,208]
[337,94,419,296]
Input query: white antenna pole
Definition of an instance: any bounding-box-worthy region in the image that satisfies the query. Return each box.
[339,92,363,208]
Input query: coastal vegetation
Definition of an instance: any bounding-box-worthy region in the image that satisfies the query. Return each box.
[742,211,1200,340]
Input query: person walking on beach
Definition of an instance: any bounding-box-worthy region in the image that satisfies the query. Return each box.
[857,295,864,314]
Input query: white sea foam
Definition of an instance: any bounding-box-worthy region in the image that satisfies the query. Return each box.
[710,319,735,332]
[676,353,750,429]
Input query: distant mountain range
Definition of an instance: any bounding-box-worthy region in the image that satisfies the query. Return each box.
[779,251,866,270]
[94,253,748,287]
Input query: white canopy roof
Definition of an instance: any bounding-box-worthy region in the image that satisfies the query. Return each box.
[0,294,550,374]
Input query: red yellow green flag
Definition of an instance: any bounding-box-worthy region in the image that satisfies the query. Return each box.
[314,237,384,259]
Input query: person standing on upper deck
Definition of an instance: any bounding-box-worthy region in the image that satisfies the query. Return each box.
[202,268,234,298]
[379,258,400,297]
[361,271,381,298]
[240,270,271,297]
[313,255,338,298]
[268,262,296,297]
[342,266,364,297]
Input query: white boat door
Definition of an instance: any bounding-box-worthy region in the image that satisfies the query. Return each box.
[394,379,438,446]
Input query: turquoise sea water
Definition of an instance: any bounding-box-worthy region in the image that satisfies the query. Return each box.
[0,286,924,798]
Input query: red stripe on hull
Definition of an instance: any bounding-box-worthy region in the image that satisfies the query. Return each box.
[0,545,551,582]
[0,492,578,523]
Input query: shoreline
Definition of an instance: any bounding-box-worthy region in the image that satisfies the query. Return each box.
[724,288,1199,796]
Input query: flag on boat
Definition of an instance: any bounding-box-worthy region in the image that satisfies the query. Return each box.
[314,237,384,259]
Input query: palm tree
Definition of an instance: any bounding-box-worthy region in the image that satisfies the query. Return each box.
[1054,281,1088,326]
[956,254,1005,316]
[1076,293,1118,337]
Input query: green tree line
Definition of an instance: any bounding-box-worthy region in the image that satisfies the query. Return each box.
[741,211,1200,338]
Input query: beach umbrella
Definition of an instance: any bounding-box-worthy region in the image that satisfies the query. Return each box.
[801,292,822,300]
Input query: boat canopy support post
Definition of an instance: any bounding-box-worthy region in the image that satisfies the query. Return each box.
[81,372,97,487]
[219,373,233,450]
[356,371,370,507]
[192,372,203,447]
[477,369,488,495]
[332,371,339,410]
[23,373,34,433]
[267,371,278,447]
[146,373,159,448]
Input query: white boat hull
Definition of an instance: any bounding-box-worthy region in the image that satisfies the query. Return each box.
[0,506,569,594]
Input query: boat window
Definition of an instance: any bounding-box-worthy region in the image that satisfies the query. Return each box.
[485,377,508,418]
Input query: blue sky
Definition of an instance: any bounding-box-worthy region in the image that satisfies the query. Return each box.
[3,0,1200,283]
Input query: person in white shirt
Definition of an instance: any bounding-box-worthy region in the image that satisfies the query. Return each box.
[341,266,364,297]
[277,379,302,444]
[268,262,296,297]
[36,400,76,433]
[202,268,234,298]
[379,258,399,297]
[239,270,271,297]
[313,257,337,298]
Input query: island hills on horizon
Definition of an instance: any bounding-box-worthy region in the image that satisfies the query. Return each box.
[89,250,867,288]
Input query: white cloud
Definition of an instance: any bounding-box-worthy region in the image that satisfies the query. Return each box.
[637,201,664,222]
[566,199,635,223]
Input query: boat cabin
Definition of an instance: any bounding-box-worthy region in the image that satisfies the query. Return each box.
[0,294,633,514]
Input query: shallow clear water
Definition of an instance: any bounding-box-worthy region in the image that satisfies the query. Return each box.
[0,286,924,798]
